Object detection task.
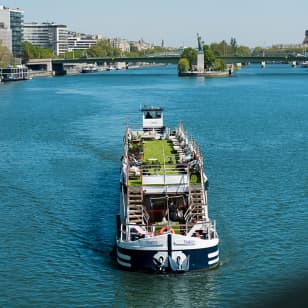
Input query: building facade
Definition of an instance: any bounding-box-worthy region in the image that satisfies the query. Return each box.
[130,38,153,52]
[24,22,68,55]
[110,37,130,52]
[67,31,101,52]
[10,8,24,57]
[0,4,23,58]
[0,5,12,52]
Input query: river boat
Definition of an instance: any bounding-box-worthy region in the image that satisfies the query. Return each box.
[115,106,219,272]
[81,64,98,73]
[0,66,29,81]
[107,65,116,71]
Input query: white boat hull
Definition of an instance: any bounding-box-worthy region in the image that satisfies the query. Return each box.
[116,234,219,272]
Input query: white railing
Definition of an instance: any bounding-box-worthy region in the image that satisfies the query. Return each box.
[120,220,217,242]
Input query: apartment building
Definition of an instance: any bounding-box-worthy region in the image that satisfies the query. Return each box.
[24,22,68,55]
[0,4,24,58]
[110,37,130,52]
[67,31,102,51]
[130,38,153,52]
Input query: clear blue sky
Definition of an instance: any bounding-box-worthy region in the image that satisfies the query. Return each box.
[3,0,308,48]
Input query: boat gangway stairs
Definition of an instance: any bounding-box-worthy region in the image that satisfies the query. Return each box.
[127,186,149,225]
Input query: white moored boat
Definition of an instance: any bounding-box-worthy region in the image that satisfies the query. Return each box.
[115,106,219,272]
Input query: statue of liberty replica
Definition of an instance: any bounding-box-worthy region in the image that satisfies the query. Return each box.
[196,33,204,72]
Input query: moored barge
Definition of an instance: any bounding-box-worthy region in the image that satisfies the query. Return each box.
[0,66,30,81]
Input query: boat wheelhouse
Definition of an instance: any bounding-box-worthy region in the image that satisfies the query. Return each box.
[116,106,219,272]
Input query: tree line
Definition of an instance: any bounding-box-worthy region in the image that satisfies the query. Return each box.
[22,39,176,60]
[1,37,307,68]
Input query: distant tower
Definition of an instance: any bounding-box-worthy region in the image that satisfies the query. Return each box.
[303,30,308,46]
[161,39,164,48]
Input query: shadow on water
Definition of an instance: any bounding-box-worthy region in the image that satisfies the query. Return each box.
[74,165,119,262]
[77,142,120,163]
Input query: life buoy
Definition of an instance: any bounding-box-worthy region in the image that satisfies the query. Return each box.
[159,226,175,235]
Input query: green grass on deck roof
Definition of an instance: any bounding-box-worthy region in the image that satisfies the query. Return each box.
[143,140,176,165]
[128,140,203,185]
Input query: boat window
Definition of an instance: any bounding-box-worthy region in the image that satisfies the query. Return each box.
[144,111,161,119]
[145,111,152,119]
[155,112,161,119]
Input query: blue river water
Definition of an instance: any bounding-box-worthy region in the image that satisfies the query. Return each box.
[0,64,307,307]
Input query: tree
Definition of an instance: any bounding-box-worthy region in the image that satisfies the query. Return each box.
[230,37,237,54]
[236,45,251,56]
[87,39,121,57]
[180,47,197,69]
[63,49,85,59]
[203,45,215,68]
[0,39,13,66]
[177,58,190,72]
[124,45,178,57]
[213,59,226,71]
[210,40,251,57]
[210,40,230,56]
[22,41,55,59]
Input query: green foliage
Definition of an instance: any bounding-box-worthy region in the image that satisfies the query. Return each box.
[130,45,139,53]
[63,49,85,59]
[210,41,229,56]
[124,50,140,57]
[236,45,251,56]
[87,39,121,57]
[181,48,197,68]
[230,37,237,54]
[124,45,180,57]
[177,58,190,72]
[22,41,55,59]
[203,45,215,67]
[210,39,251,56]
[145,46,173,54]
[252,47,264,55]
[213,59,226,71]
[0,39,13,66]
[252,46,305,56]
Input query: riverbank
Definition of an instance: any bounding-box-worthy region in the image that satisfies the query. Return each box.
[27,62,168,78]
[178,70,232,77]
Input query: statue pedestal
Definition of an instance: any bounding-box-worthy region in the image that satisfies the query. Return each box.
[196,52,204,72]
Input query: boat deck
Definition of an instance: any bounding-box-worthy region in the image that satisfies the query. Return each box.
[126,129,201,187]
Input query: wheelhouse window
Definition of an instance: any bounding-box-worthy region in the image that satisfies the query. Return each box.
[144,111,161,119]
